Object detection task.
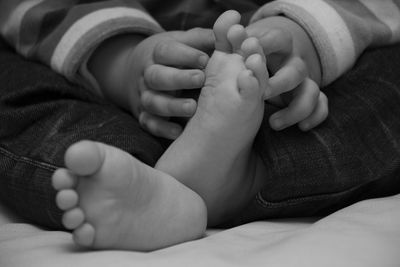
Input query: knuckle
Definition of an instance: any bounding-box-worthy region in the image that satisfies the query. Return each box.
[167,100,179,115]
[144,66,155,87]
[154,41,170,61]
[273,29,293,50]
[297,107,311,120]
[171,70,184,85]
[292,58,307,79]
[144,67,157,88]
[140,91,152,108]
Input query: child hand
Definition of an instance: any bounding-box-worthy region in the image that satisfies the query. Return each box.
[89,29,213,139]
[138,28,214,139]
[247,16,328,131]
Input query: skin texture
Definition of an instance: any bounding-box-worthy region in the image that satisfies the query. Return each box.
[156,10,268,226]
[88,29,214,139]
[246,16,328,131]
[88,14,328,139]
[51,10,269,250]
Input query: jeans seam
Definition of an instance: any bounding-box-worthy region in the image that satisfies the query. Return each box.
[255,183,367,208]
[0,145,61,226]
[0,146,58,171]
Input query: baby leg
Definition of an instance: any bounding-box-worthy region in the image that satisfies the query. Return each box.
[156,10,269,226]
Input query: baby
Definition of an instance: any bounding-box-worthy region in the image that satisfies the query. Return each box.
[52,10,270,251]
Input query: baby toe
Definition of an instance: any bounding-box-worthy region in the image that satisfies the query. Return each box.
[241,37,265,63]
[227,24,247,54]
[213,10,241,52]
[73,223,96,248]
[62,207,85,230]
[56,189,79,210]
[52,168,77,190]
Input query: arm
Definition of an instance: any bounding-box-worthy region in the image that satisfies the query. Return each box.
[87,29,214,139]
[0,1,214,139]
[251,0,400,86]
[0,0,163,95]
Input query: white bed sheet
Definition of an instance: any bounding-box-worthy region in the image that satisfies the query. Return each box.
[0,194,399,267]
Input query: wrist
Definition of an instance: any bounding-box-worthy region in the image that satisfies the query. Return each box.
[88,34,146,110]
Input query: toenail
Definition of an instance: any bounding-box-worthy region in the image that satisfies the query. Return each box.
[170,127,181,138]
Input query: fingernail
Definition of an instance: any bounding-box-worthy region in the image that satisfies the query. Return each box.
[192,73,204,86]
[170,127,181,138]
[138,112,145,124]
[199,55,208,68]
[183,101,195,115]
[272,118,284,130]
[301,123,310,131]
[264,89,271,99]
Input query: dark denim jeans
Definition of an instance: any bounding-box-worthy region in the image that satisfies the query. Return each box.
[231,45,400,226]
[0,40,166,228]
[1,38,400,229]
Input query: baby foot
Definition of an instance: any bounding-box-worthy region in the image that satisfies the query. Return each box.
[52,140,206,251]
[156,10,269,225]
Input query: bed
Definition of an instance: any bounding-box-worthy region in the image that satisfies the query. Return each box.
[1,194,399,267]
[1,26,400,267]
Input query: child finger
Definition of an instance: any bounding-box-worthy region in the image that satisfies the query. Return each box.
[298,92,329,131]
[145,64,205,90]
[139,112,183,140]
[141,90,196,117]
[269,79,320,130]
[184,28,216,52]
[267,57,307,99]
[153,41,209,69]
[257,28,293,56]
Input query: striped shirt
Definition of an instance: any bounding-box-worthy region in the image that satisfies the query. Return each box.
[1,0,399,90]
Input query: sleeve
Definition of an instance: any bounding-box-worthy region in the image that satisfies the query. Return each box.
[250,0,400,86]
[0,0,164,93]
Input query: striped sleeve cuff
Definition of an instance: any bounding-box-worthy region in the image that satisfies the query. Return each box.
[359,0,400,44]
[49,7,164,94]
[251,0,356,86]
